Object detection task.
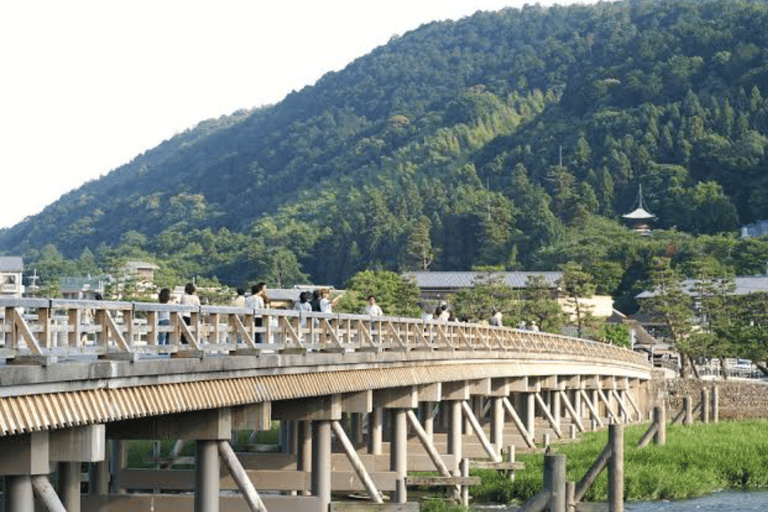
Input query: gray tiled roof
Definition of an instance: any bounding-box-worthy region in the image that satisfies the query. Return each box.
[404,271,562,289]
[636,276,768,298]
[0,256,23,272]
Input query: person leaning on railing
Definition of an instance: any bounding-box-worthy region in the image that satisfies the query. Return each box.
[157,288,171,345]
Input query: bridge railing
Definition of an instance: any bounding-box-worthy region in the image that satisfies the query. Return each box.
[0,298,648,366]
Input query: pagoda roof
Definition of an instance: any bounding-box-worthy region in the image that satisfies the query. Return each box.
[622,207,656,220]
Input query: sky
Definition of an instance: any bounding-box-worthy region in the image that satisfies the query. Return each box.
[0,0,602,230]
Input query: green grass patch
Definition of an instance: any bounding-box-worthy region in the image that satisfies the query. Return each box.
[471,420,768,505]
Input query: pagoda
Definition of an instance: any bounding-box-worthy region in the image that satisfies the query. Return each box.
[622,184,656,235]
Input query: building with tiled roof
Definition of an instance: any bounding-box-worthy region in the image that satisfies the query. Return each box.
[404,270,615,318]
[403,271,562,301]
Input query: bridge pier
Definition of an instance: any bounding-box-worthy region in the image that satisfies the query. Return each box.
[375,385,418,503]
[312,420,332,509]
[0,432,49,512]
[53,425,105,512]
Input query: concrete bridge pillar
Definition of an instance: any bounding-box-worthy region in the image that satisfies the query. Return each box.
[391,408,408,503]
[195,439,220,512]
[50,425,105,512]
[442,381,471,476]
[273,394,342,508]
[416,383,442,445]
[297,420,312,496]
[374,386,418,503]
[187,408,232,512]
[0,431,49,512]
[311,420,332,508]
[368,407,383,455]
[419,402,434,441]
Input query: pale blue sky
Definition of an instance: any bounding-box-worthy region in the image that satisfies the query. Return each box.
[0,0,605,229]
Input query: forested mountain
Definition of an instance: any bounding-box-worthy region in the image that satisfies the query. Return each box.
[2,0,768,310]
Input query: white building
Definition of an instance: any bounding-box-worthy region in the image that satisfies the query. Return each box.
[0,256,24,298]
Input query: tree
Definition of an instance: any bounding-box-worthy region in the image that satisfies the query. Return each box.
[402,215,435,271]
[642,257,698,377]
[519,275,567,333]
[450,269,519,324]
[336,270,421,317]
[558,262,598,339]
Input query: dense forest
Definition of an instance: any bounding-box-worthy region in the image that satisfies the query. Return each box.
[2,0,768,313]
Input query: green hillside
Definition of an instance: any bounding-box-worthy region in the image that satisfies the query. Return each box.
[2,0,768,309]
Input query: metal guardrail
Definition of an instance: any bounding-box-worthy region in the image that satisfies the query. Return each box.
[0,298,648,366]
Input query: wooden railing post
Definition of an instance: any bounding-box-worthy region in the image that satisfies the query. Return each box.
[608,424,624,512]
[654,405,666,446]
[701,388,710,424]
[544,453,567,512]
[683,396,692,425]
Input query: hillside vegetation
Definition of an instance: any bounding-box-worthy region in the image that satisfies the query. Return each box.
[2,0,768,311]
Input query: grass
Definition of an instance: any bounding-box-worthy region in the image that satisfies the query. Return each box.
[471,420,768,505]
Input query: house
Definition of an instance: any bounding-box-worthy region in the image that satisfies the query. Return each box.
[59,275,111,300]
[123,261,160,283]
[404,270,614,319]
[0,256,25,298]
[404,271,562,301]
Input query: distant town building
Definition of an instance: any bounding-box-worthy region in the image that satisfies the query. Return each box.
[0,256,24,298]
[404,271,562,301]
[740,219,768,238]
[123,261,160,283]
[404,270,614,318]
[59,275,111,300]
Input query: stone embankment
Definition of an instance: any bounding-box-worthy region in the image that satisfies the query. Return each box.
[653,375,768,420]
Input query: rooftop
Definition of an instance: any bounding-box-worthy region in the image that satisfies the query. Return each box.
[636,275,768,299]
[0,256,23,272]
[404,271,562,289]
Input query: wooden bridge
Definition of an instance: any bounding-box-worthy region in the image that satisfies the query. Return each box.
[0,297,652,512]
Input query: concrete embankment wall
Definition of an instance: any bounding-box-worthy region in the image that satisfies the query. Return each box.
[652,375,768,420]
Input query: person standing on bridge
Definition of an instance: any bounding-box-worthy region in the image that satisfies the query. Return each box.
[365,295,383,316]
[247,282,268,343]
[180,282,200,344]
[157,287,172,345]
[319,287,333,314]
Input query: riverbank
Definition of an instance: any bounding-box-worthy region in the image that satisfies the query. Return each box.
[465,419,768,508]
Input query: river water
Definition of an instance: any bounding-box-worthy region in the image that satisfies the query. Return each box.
[473,490,768,511]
